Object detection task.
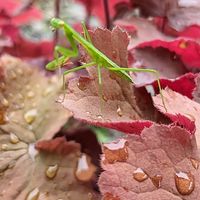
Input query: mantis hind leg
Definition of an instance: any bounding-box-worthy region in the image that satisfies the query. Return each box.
[58,62,96,102]
[109,67,167,111]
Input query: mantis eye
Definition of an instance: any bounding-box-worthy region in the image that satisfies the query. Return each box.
[50,18,64,29]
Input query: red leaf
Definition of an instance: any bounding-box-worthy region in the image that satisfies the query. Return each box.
[154,17,200,39]
[36,137,80,155]
[99,124,200,199]
[137,39,200,71]
[60,27,166,133]
[77,0,130,23]
[133,0,200,31]
[152,73,197,99]
[0,0,42,26]
[153,88,200,147]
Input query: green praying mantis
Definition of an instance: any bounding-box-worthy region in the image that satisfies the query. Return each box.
[46,18,166,111]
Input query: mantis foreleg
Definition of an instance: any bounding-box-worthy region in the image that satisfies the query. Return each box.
[109,67,166,111]
[46,32,79,71]
[58,62,96,102]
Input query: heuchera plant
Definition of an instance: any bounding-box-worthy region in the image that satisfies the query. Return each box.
[1,0,200,199]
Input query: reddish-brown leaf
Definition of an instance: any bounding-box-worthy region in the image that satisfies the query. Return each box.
[153,88,200,147]
[133,0,200,31]
[61,27,166,133]
[0,55,99,199]
[99,124,200,199]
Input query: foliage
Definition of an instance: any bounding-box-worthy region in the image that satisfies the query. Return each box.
[1,0,200,199]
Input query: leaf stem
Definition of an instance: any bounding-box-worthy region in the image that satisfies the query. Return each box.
[54,0,60,45]
[103,0,110,29]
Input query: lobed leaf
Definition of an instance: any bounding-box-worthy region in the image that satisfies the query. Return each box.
[0,55,99,199]
[99,124,200,200]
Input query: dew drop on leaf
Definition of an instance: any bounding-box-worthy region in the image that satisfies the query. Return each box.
[150,174,163,188]
[75,154,96,182]
[0,110,7,125]
[1,97,9,107]
[190,158,199,169]
[112,50,117,59]
[175,171,195,195]
[27,91,35,99]
[16,68,24,76]
[77,77,90,91]
[103,95,108,102]
[97,115,103,120]
[46,164,58,179]
[10,71,17,80]
[133,168,148,182]
[103,192,120,200]
[116,105,123,117]
[0,82,6,90]
[1,144,9,150]
[24,109,38,124]
[43,87,53,97]
[10,132,19,144]
[26,187,40,200]
[26,85,31,90]
[179,41,188,49]
[103,139,128,164]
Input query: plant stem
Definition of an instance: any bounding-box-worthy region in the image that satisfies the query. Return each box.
[103,0,110,29]
[54,0,60,45]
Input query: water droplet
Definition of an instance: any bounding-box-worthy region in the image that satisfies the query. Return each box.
[1,144,9,150]
[103,95,108,102]
[103,193,120,200]
[10,71,17,80]
[190,158,199,169]
[46,164,58,179]
[10,133,19,144]
[97,115,103,120]
[16,68,23,76]
[179,41,187,49]
[88,193,93,200]
[0,82,5,90]
[49,76,58,83]
[117,105,123,117]
[26,188,40,200]
[103,139,128,164]
[1,98,9,107]
[27,91,35,99]
[17,93,24,100]
[0,111,7,124]
[28,143,38,161]
[75,154,96,182]
[133,168,148,182]
[175,171,195,195]
[26,85,31,90]
[24,109,38,124]
[150,174,162,188]
[112,50,117,59]
[77,77,90,91]
[43,87,53,96]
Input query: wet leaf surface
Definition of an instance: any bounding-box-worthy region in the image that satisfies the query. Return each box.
[0,55,99,199]
[61,27,168,132]
[153,88,200,147]
[99,124,200,200]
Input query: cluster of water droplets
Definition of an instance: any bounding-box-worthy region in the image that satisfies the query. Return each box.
[103,138,199,196]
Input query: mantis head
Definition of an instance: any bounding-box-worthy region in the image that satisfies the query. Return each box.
[50,18,65,29]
